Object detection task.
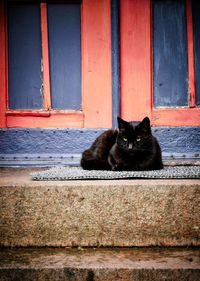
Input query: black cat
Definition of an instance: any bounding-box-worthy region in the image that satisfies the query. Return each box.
[81,116,163,171]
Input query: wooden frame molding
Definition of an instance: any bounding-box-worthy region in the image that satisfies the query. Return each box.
[40,3,51,111]
[0,1,6,128]
[186,0,195,108]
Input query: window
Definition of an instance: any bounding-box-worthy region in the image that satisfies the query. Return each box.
[8,2,81,112]
[153,0,188,108]
[0,0,112,128]
[120,0,200,126]
[152,0,200,126]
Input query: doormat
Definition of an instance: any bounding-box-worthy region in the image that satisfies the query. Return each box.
[31,166,200,181]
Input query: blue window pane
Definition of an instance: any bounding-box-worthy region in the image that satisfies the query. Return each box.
[153,0,188,108]
[48,4,81,110]
[8,4,43,109]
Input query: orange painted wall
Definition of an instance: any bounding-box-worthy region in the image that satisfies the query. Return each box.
[82,0,112,128]
[120,0,152,122]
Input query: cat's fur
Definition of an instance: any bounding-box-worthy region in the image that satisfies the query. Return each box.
[81,116,163,171]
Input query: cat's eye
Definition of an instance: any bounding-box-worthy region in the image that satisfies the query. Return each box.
[123,137,128,142]
[136,137,141,142]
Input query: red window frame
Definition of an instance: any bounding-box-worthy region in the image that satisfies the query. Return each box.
[120,0,200,126]
[0,0,112,128]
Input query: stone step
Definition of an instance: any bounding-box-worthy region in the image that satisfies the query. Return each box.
[0,247,199,281]
[0,168,200,247]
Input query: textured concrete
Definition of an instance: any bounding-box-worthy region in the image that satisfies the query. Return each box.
[0,168,200,247]
[0,247,199,281]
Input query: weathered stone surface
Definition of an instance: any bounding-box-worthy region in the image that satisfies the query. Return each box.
[0,168,200,247]
[0,248,199,281]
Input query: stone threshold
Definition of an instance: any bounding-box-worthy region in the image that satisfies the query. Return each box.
[0,247,199,281]
[0,167,199,248]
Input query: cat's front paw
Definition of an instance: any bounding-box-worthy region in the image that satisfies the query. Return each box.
[112,163,123,171]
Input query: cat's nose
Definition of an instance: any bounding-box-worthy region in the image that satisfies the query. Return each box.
[128,143,133,150]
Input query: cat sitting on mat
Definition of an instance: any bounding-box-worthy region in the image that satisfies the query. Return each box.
[81,116,163,171]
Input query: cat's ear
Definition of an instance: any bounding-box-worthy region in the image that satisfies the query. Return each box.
[117,116,129,130]
[140,116,151,133]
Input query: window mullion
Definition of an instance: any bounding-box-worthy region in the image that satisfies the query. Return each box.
[40,3,51,111]
[0,0,6,127]
[186,0,196,108]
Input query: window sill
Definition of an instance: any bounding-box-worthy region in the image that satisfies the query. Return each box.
[152,107,200,126]
[6,110,83,117]
[6,110,84,128]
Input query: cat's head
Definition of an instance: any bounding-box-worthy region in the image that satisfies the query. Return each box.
[116,116,152,153]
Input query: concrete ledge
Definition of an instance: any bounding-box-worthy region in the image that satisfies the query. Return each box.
[0,168,200,247]
[0,248,199,281]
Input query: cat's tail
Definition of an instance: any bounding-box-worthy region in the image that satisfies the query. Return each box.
[81,149,111,170]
